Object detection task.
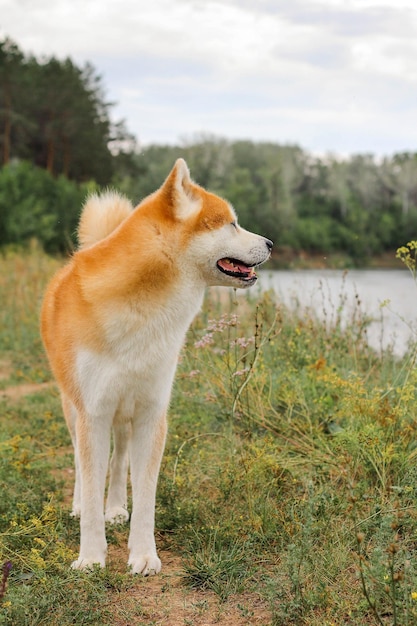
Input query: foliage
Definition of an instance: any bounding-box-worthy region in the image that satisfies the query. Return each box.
[0,162,96,252]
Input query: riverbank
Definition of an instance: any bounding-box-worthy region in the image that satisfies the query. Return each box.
[258,267,416,356]
[268,247,404,270]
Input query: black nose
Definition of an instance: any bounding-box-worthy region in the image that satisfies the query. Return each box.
[264,238,273,251]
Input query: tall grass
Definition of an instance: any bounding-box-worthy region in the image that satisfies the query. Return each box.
[0,244,61,386]
[0,249,417,625]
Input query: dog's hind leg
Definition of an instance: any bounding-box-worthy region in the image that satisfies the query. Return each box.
[105,421,131,524]
[61,393,81,518]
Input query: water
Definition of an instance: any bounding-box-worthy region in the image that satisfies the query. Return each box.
[257,269,417,356]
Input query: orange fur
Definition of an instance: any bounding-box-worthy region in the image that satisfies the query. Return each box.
[78,191,133,249]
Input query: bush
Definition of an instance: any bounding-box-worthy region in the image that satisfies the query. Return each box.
[0,161,96,252]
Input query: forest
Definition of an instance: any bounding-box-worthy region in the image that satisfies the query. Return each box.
[1,36,417,264]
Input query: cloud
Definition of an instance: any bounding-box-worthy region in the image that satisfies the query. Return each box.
[1,0,417,155]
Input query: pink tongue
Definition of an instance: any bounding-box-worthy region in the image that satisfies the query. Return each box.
[219,259,251,274]
[235,263,250,274]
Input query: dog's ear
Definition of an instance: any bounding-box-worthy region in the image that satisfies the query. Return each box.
[163,159,202,220]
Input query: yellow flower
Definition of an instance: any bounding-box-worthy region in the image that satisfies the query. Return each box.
[411,591,417,601]
[34,537,46,546]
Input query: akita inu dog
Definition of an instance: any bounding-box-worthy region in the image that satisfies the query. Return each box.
[41,159,272,574]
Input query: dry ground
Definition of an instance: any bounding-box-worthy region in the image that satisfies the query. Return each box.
[107,547,271,626]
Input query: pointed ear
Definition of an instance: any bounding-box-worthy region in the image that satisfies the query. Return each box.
[163,158,202,220]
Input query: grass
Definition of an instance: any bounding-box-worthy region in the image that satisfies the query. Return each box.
[1,246,417,625]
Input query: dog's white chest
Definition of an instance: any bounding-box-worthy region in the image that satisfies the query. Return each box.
[76,292,203,419]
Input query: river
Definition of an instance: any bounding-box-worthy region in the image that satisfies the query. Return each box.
[257,269,417,356]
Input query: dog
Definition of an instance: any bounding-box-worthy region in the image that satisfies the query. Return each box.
[41,159,272,574]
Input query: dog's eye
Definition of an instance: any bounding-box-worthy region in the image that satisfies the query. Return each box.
[231,221,238,230]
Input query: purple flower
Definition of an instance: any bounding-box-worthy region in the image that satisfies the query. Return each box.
[0,561,12,601]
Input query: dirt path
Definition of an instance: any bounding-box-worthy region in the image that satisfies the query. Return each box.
[0,380,55,401]
[0,358,55,401]
[107,547,271,626]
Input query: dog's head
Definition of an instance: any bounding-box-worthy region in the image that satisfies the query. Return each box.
[157,159,273,288]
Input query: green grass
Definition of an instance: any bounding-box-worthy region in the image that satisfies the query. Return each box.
[1,248,417,625]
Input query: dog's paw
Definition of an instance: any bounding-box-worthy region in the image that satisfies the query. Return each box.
[71,556,105,571]
[70,507,81,519]
[128,554,161,576]
[105,506,129,524]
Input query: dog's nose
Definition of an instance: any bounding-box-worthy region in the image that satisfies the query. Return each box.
[264,238,273,251]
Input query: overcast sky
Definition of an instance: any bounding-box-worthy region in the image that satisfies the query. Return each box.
[1,0,416,156]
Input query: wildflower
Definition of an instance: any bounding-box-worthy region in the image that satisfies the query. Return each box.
[188,370,200,378]
[0,561,12,602]
[206,313,238,332]
[230,336,255,349]
[30,548,46,568]
[34,537,47,548]
[232,367,250,377]
[411,591,417,601]
[396,241,417,273]
[194,333,214,349]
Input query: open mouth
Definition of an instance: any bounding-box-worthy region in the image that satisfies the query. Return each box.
[216,258,257,281]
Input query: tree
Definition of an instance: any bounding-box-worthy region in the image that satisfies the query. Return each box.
[25,58,114,183]
[0,37,131,184]
[0,38,26,164]
[392,153,417,216]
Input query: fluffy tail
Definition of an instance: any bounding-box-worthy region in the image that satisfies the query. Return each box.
[77,191,134,249]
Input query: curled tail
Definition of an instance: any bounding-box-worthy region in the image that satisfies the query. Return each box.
[77,191,134,249]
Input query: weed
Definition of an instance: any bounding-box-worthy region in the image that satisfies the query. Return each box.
[352,497,417,626]
[182,530,249,601]
[396,240,417,279]
[0,562,11,603]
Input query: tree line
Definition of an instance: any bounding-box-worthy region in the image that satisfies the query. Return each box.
[0,37,134,183]
[1,37,417,262]
[118,140,417,264]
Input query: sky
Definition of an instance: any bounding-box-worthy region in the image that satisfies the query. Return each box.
[1,0,417,157]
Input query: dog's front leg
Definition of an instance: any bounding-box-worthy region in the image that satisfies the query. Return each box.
[128,411,167,575]
[71,410,111,570]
